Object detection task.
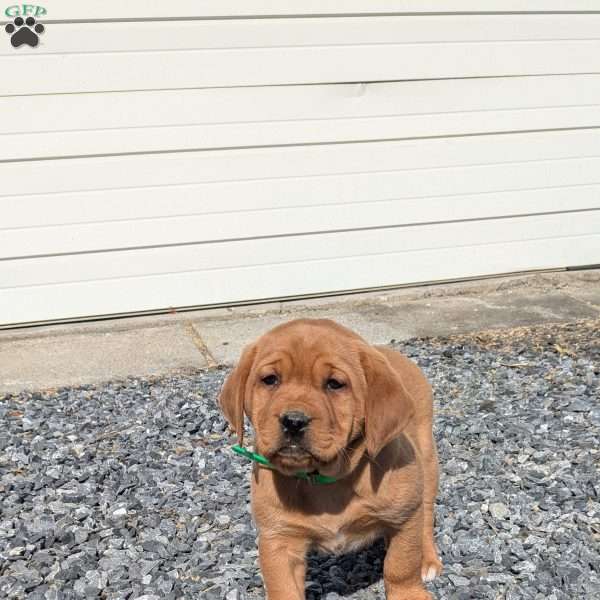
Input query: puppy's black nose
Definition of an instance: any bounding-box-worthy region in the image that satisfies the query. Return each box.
[280,411,311,436]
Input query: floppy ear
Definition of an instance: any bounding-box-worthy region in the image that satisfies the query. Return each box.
[360,347,415,458]
[218,343,257,445]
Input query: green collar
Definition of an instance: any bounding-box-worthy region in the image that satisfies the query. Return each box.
[231,444,337,485]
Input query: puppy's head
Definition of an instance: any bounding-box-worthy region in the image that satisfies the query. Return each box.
[219,319,414,477]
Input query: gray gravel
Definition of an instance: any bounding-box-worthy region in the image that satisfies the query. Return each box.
[1,320,599,599]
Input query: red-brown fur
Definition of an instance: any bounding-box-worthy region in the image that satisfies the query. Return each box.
[219,318,442,599]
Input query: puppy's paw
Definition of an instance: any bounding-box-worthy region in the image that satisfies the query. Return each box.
[421,555,443,583]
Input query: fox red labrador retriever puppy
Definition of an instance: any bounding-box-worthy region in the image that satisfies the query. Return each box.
[219,318,442,599]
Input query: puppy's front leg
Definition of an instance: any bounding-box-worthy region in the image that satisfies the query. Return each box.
[384,506,433,600]
[258,534,308,600]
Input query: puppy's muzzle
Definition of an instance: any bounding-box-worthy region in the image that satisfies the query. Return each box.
[279,410,311,440]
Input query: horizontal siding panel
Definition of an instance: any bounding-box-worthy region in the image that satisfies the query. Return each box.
[3,185,600,258]
[2,212,599,289]
[3,40,600,95]
[4,75,600,135]
[3,5,600,327]
[3,75,600,159]
[4,106,600,161]
[1,231,598,326]
[27,1,600,21]
[3,15,600,56]
[4,156,600,230]
[2,129,600,198]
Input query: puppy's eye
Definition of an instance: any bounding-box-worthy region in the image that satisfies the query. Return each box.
[325,378,345,391]
[261,374,279,386]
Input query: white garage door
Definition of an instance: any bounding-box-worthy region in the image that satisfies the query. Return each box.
[1,1,600,327]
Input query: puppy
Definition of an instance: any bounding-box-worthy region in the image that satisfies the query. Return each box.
[219,318,442,599]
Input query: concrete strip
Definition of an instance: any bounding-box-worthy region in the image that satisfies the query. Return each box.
[564,269,600,311]
[193,289,600,365]
[394,290,600,337]
[0,324,207,394]
[569,288,600,311]
[192,308,411,366]
[1,269,599,393]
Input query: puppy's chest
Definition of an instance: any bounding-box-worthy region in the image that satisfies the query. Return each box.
[309,510,383,555]
[314,527,381,554]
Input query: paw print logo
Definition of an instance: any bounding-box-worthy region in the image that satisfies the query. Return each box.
[5,16,45,48]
